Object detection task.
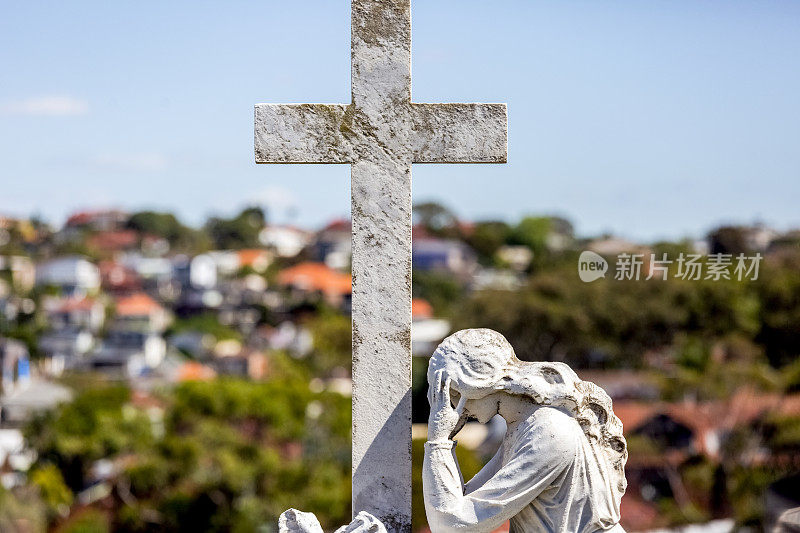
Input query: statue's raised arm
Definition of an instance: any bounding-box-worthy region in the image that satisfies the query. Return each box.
[423,329,628,533]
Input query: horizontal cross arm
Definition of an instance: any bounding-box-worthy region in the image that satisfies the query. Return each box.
[411,103,507,164]
[255,103,354,163]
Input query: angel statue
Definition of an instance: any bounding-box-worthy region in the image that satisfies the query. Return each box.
[423,329,627,533]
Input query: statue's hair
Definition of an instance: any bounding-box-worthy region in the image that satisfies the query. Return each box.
[428,329,627,499]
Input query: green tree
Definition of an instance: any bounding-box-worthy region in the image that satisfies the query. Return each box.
[412,270,466,317]
[508,216,572,267]
[413,202,459,237]
[308,311,352,376]
[466,221,512,265]
[205,207,266,250]
[24,366,353,533]
[127,211,209,253]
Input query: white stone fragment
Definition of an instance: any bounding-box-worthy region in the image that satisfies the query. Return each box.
[278,509,324,533]
[278,509,388,533]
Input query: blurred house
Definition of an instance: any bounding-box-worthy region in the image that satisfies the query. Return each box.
[90,330,166,378]
[0,379,71,428]
[0,295,35,324]
[742,224,777,252]
[119,253,173,282]
[38,328,94,376]
[767,230,800,259]
[252,322,313,358]
[708,223,779,254]
[65,209,128,232]
[218,305,261,336]
[0,339,30,397]
[412,238,477,277]
[206,251,241,277]
[411,298,450,357]
[0,427,31,487]
[259,225,312,258]
[587,237,643,256]
[99,260,142,294]
[114,292,171,333]
[86,230,139,254]
[312,219,352,270]
[616,391,800,530]
[471,268,524,291]
[43,296,105,333]
[36,256,101,294]
[0,256,35,294]
[237,249,272,274]
[173,254,217,290]
[213,348,268,380]
[277,262,352,310]
[173,361,217,382]
[169,331,215,360]
[544,217,575,252]
[495,245,533,271]
[412,298,433,320]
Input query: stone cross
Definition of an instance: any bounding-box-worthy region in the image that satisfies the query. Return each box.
[254,1,507,530]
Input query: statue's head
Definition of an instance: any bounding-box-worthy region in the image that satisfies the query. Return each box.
[428,329,582,416]
[428,328,628,498]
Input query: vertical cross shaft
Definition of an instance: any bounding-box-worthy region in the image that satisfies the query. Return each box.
[350,2,413,530]
[254,1,507,530]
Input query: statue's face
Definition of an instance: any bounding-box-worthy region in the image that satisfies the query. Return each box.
[451,388,501,424]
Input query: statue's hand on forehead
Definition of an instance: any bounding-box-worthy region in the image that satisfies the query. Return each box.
[428,370,467,443]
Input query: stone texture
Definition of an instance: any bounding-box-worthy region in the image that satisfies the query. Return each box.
[254,2,508,531]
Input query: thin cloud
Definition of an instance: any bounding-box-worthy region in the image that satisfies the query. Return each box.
[90,153,169,172]
[253,185,299,213]
[0,95,89,116]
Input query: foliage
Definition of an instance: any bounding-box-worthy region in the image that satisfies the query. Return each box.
[204,207,266,250]
[412,202,459,237]
[0,484,47,533]
[465,221,512,265]
[754,255,800,366]
[168,313,242,343]
[708,226,751,255]
[127,211,209,253]
[454,260,769,372]
[509,216,552,260]
[24,366,352,532]
[30,463,74,518]
[412,270,466,317]
[59,508,110,533]
[308,310,352,376]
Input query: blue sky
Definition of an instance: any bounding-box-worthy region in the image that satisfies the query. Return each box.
[1,0,798,241]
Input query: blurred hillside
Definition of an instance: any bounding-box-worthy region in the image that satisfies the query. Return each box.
[0,203,798,532]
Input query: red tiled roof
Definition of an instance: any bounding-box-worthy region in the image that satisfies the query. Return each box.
[53,297,98,313]
[322,219,351,232]
[176,362,217,382]
[277,262,352,296]
[115,293,163,316]
[412,298,433,319]
[237,249,270,267]
[87,230,139,251]
[613,402,658,433]
[65,209,126,227]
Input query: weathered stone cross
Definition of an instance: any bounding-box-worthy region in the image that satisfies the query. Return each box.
[254,1,506,530]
